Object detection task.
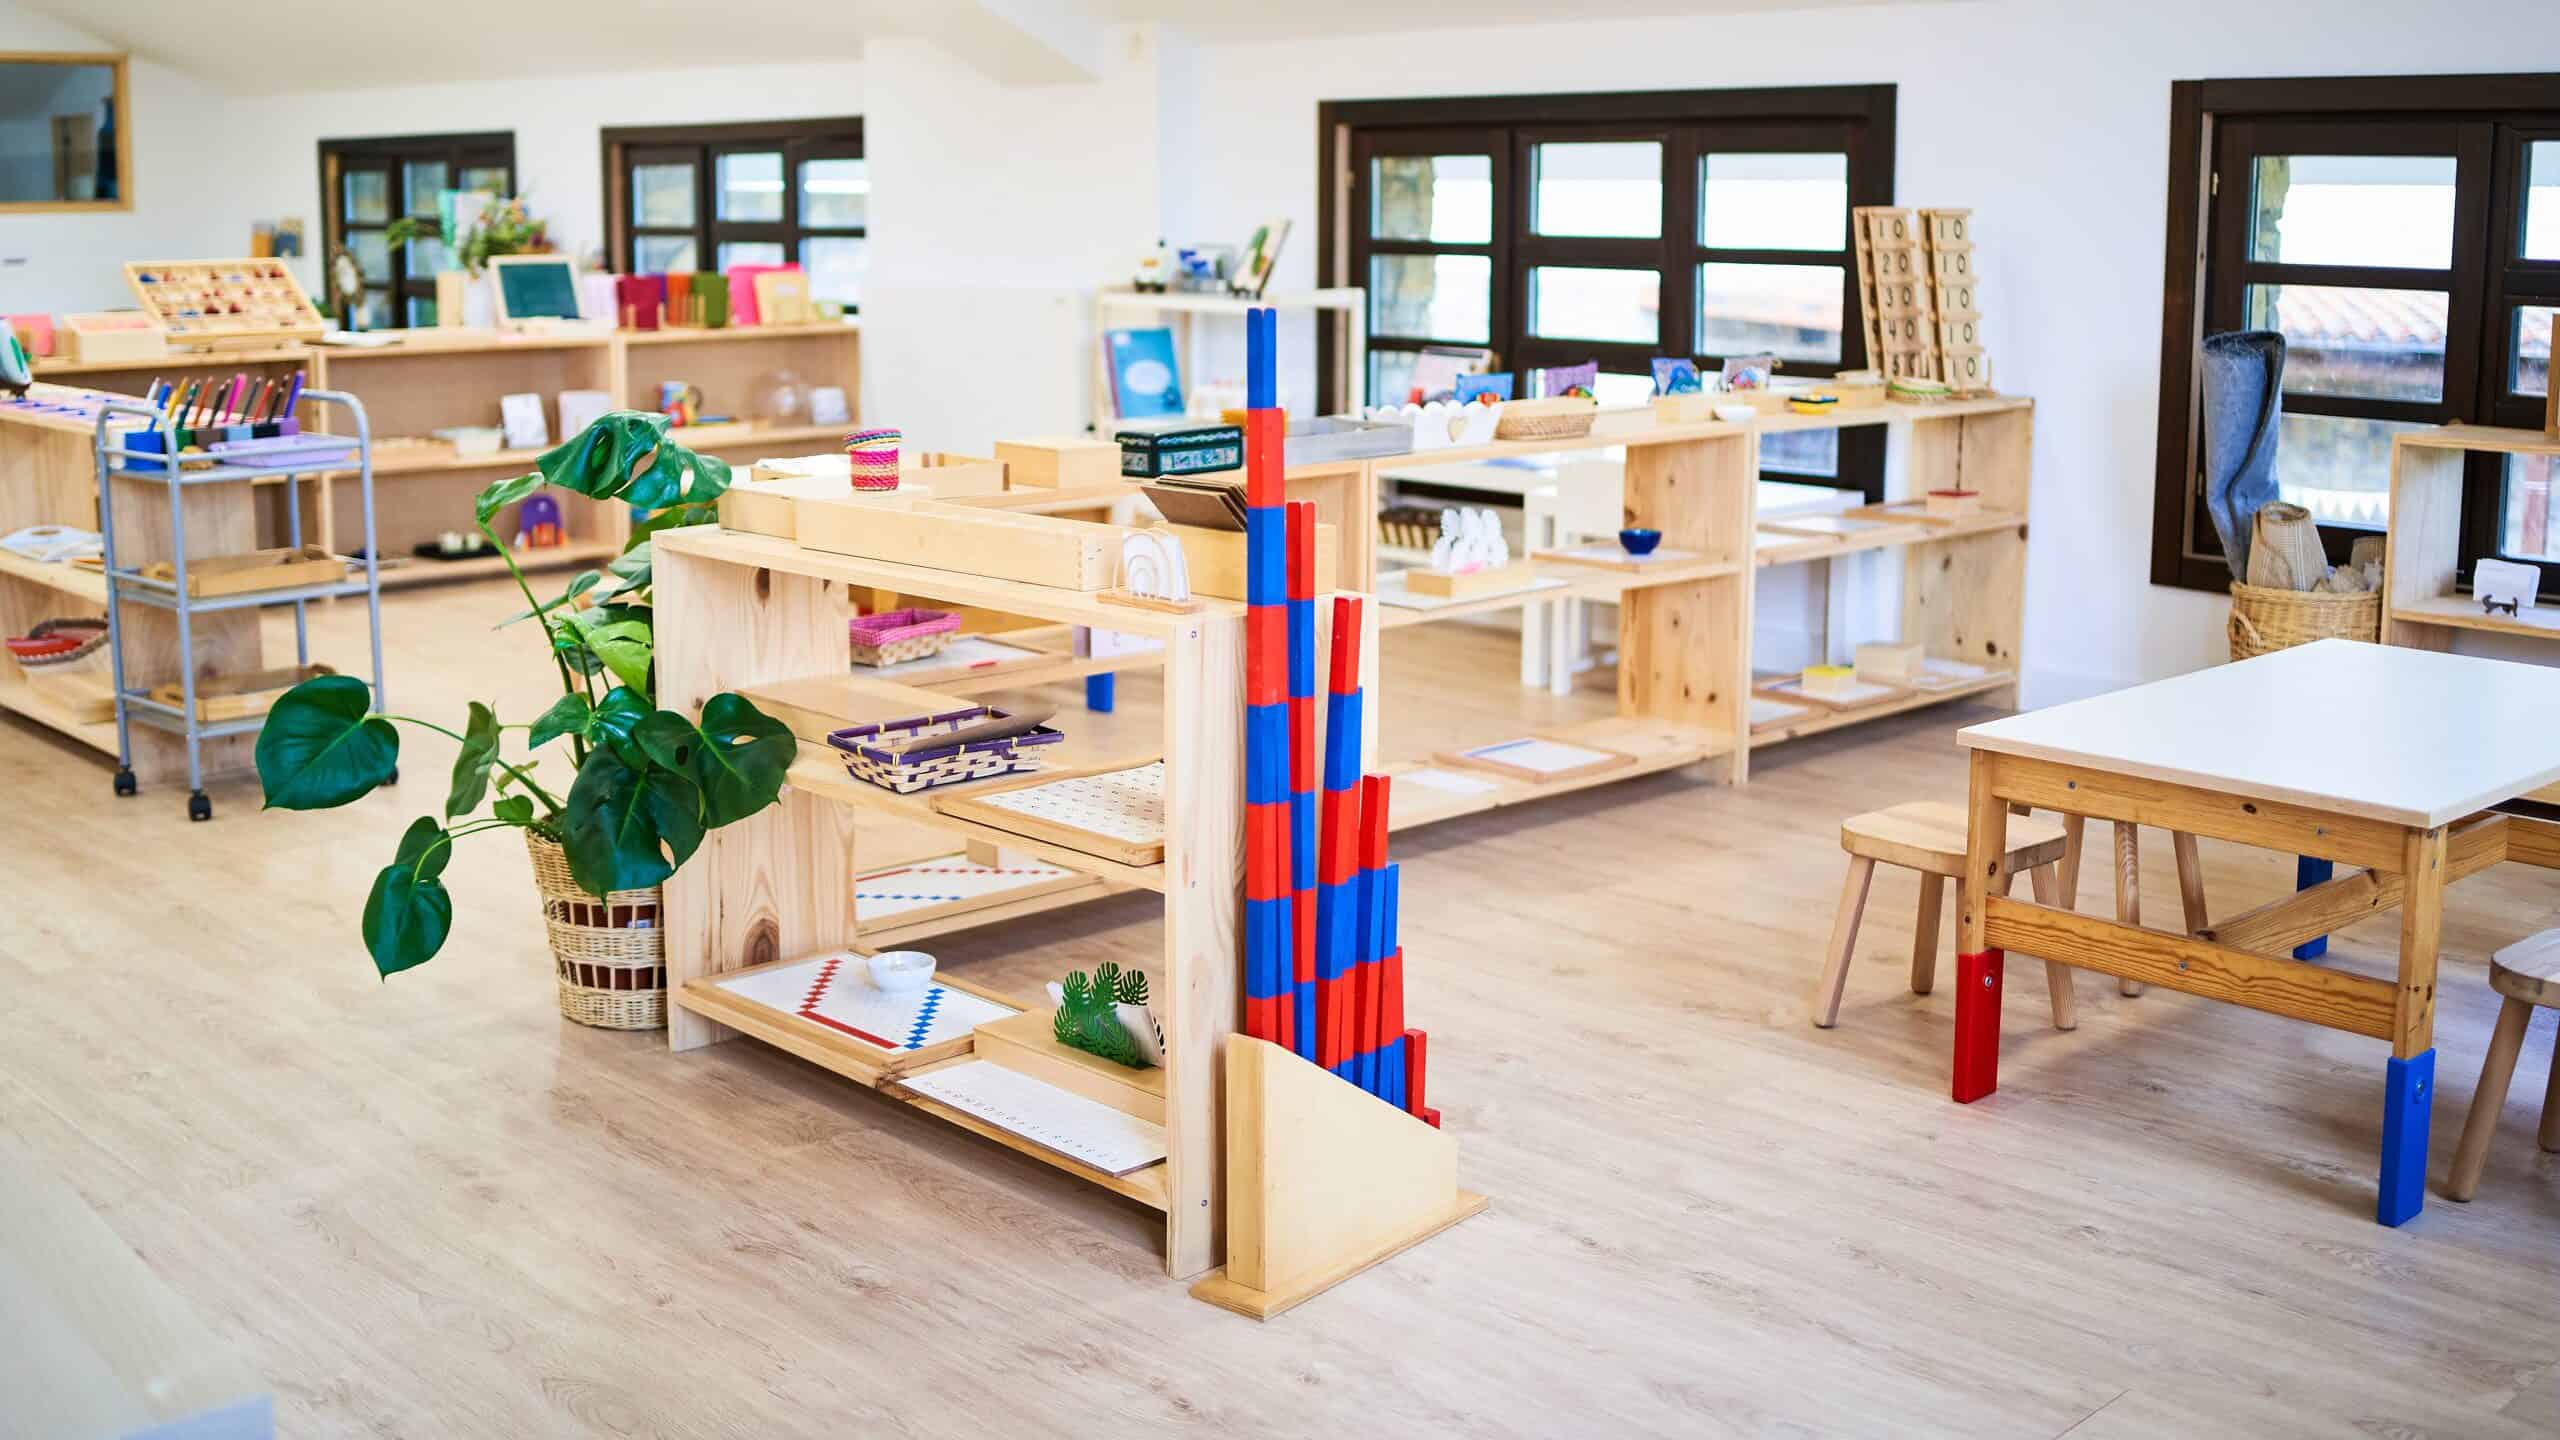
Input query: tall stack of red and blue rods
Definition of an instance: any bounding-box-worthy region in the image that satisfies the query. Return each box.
[1241,307,1436,1127]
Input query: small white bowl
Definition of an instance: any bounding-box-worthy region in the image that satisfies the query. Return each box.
[867,950,936,993]
[1712,403,1757,424]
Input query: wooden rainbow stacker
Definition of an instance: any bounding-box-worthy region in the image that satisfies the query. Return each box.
[1952,639,2560,1226]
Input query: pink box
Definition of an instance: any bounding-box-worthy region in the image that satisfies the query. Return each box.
[7,314,55,357]
[724,264,799,327]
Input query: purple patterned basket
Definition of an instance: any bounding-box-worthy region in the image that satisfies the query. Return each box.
[848,607,961,666]
[826,705,1064,794]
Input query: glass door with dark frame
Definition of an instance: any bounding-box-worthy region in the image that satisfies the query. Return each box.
[605,120,867,311]
[2480,128,2560,576]
[321,133,514,329]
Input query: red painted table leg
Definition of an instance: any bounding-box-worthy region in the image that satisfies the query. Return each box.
[1952,948,2004,1102]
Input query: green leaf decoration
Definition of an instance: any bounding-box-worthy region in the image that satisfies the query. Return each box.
[445,701,501,819]
[585,686,651,763]
[635,694,793,829]
[363,819,455,976]
[1052,966,1145,1068]
[561,609,654,696]
[1115,968,1149,1006]
[257,675,399,811]
[527,692,592,750]
[491,794,535,826]
[560,748,703,896]
[473,470,543,526]
[499,569,601,628]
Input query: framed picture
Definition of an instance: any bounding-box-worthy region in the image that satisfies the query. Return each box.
[1231,218,1291,299]
[1719,353,1778,393]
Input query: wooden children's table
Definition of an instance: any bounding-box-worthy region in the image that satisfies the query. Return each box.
[1950,639,2560,1225]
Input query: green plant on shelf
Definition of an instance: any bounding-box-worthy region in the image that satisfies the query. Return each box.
[1053,962,1154,1069]
[385,194,553,274]
[253,411,794,977]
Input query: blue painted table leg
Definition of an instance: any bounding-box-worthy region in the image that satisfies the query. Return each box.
[2377,1048,2434,1226]
[1085,672,1116,712]
[2294,856,2333,959]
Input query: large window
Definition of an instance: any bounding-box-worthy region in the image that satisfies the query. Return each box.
[1321,86,1894,494]
[602,117,865,311]
[2152,75,2560,592]
[317,132,515,329]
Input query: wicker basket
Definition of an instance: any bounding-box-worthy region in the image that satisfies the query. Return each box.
[828,705,1062,794]
[525,832,666,1030]
[2228,581,2381,661]
[850,607,960,667]
[1493,397,1599,440]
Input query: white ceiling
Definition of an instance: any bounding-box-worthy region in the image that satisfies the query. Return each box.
[1086,0,1897,40]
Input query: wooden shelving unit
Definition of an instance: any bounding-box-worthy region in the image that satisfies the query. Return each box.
[2384,425,2560,648]
[1293,395,2034,825]
[29,322,861,590]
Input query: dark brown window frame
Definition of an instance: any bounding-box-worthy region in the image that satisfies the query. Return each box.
[2150,74,2560,593]
[1317,84,1895,496]
[600,116,865,309]
[316,131,517,329]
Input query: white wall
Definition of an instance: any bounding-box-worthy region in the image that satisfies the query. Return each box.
[1161,0,2560,703]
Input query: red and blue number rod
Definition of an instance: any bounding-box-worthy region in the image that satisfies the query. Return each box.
[1314,594,1365,1071]
[1242,305,1291,1045]
[1287,499,1319,1061]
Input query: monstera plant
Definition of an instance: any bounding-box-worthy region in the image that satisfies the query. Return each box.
[256,411,795,976]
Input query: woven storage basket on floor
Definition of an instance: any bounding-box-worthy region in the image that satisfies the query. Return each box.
[525,832,665,1030]
[2228,580,2380,661]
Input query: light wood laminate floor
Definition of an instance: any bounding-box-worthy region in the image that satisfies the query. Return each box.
[5,579,2559,1437]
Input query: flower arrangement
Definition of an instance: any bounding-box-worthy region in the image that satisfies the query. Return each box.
[385,194,554,275]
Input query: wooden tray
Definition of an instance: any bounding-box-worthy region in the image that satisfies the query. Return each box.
[142,545,346,598]
[148,663,333,722]
[1753,673,1908,711]
[1436,735,1633,785]
[932,760,1167,867]
[1403,561,1540,599]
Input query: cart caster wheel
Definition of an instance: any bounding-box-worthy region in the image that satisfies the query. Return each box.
[113,768,138,797]
[188,791,212,822]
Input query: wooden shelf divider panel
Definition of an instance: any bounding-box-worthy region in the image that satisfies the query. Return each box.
[1617,430,1755,786]
[2383,434,2486,652]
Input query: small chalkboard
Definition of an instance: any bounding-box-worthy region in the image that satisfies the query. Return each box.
[488,255,583,326]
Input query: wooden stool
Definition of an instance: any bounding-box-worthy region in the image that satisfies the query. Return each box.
[1813,801,2079,1029]
[2445,930,2560,1202]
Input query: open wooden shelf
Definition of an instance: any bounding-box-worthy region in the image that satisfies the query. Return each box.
[0,667,118,751]
[2390,592,2560,640]
[1753,506,2025,567]
[892,624,1167,696]
[784,742,1168,891]
[1751,670,2016,744]
[1384,716,1734,831]
[34,345,314,375]
[0,548,107,603]
[1376,555,1743,630]
[373,540,620,589]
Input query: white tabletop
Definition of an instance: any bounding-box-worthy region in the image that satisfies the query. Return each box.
[1959,639,2560,827]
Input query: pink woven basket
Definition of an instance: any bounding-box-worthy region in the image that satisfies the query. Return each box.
[849,607,960,666]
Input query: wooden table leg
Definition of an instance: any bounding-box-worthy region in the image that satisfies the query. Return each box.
[2112,823,2146,998]
[2379,823,2446,1226]
[1953,751,2009,1102]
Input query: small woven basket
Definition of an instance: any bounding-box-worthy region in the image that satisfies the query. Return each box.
[1493,397,1599,441]
[525,832,665,1030]
[850,607,961,667]
[828,705,1062,794]
[2228,581,2380,661]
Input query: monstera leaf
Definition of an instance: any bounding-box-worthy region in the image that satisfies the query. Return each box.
[470,411,730,532]
[560,748,705,896]
[527,692,591,750]
[633,694,794,829]
[584,686,652,763]
[444,701,501,819]
[558,608,654,696]
[363,817,454,976]
[258,675,398,810]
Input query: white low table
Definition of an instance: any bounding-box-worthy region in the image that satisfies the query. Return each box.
[1952,639,2560,1225]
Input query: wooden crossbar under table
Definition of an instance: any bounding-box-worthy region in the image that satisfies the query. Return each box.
[1950,639,2560,1227]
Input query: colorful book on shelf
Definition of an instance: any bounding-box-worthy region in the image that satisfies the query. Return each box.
[1105,327,1184,419]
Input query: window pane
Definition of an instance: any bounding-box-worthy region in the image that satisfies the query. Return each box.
[353,288,392,330]
[2247,283,2446,402]
[1532,141,1661,238]
[1530,266,1659,343]
[1760,427,1838,479]
[1370,253,1491,341]
[802,157,867,227]
[717,241,787,271]
[1699,262,1842,363]
[2527,142,2560,262]
[1370,349,1420,405]
[347,230,390,285]
[458,165,509,196]
[1701,152,1847,251]
[633,162,695,228]
[2517,304,2553,397]
[717,151,784,222]
[1371,154,1491,244]
[406,294,437,327]
[343,169,387,224]
[2249,154,2455,267]
[2502,451,2560,561]
[2273,411,2427,528]
[802,236,867,306]
[403,160,446,218]
[635,234,696,273]
[407,236,448,277]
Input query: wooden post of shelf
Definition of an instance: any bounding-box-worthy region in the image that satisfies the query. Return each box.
[2380,439,2465,651]
[656,545,858,1052]
[1159,606,1245,1278]
[1903,407,2031,703]
[1619,429,1754,783]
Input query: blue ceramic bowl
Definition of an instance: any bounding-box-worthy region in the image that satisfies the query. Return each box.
[1618,527,1663,556]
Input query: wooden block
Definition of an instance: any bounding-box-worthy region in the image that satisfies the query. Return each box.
[796,499,1120,591]
[1867,276,1925,313]
[900,451,1007,498]
[1801,664,1860,699]
[1401,561,1538,599]
[1920,209,1972,246]
[1855,641,1924,683]
[1187,1035,1485,1320]
[973,1008,1168,1124]
[1868,246,1920,283]
[1172,522,1338,600]
[720,468,914,540]
[1926,246,1976,282]
[1651,392,1715,424]
[1931,276,1982,316]
[1857,207,1915,245]
[57,312,168,364]
[1877,311,1931,348]
[1881,347,1937,381]
[1941,347,1993,392]
[1935,312,1984,349]
[995,436,1120,489]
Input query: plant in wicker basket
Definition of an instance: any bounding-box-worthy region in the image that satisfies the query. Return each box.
[253,411,794,983]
